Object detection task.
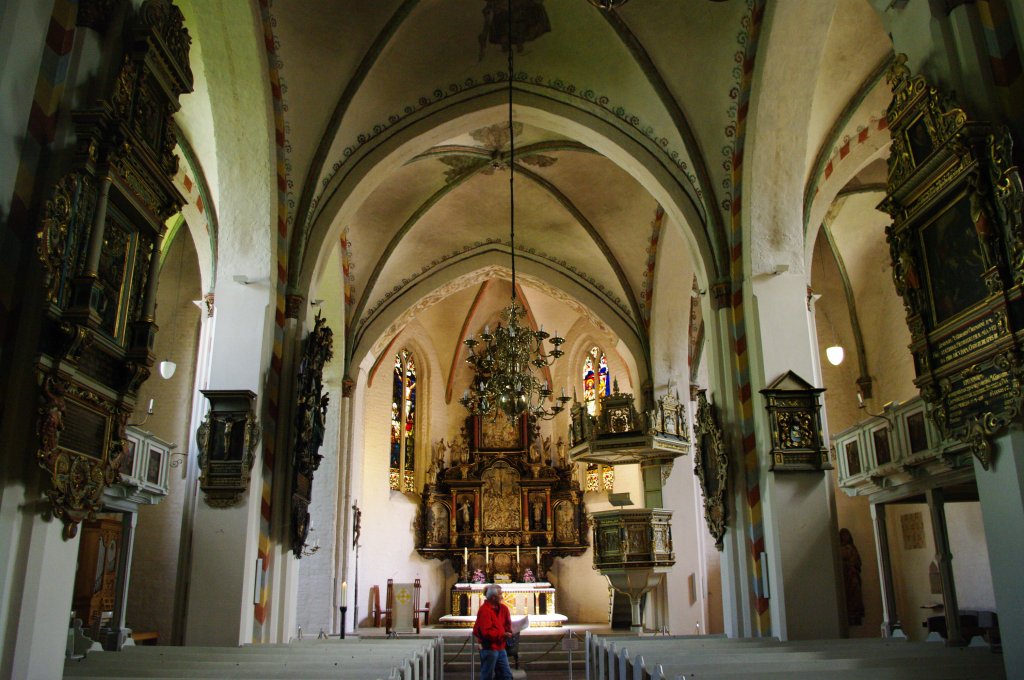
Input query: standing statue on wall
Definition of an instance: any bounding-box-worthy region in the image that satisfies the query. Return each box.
[530,495,545,530]
[556,437,568,468]
[839,528,864,625]
[529,438,542,463]
[458,496,473,532]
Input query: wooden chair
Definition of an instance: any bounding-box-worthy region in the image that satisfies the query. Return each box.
[384,578,430,634]
[370,585,383,627]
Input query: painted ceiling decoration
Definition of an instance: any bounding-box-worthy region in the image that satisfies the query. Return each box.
[244,0,892,418]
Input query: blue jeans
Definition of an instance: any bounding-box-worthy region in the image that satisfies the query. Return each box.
[479,648,513,680]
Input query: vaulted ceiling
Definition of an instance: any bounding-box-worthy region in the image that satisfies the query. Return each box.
[177,0,893,374]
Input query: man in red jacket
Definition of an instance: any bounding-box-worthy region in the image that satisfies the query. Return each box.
[472,584,513,680]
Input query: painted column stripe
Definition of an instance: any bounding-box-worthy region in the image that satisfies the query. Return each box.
[255,0,292,641]
[727,0,771,636]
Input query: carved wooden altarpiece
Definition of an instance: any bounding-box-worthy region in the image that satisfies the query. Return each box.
[415,413,588,582]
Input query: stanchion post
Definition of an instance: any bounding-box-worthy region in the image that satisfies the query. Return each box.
[339,606,348,639]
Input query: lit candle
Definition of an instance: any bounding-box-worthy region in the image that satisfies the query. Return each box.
[485,545,489,562]
[464,546,468,563]
[536,546,540,564]
[516,544,520,563]
[342,581,348,602]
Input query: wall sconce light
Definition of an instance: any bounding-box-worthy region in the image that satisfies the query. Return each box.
[159,360,177,379]
[825,345,845,366]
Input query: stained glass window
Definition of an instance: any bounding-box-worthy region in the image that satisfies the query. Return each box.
[583,347,613,492]
[390,350,417,492]
[582,346,610,416]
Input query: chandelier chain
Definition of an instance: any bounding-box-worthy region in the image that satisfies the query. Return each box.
[458,0,571,421]
[508,0,516,299]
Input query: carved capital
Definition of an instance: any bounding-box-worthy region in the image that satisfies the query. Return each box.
[285,294,305,319]
[710,281,731,310]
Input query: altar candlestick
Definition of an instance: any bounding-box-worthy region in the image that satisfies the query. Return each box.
[341,581,347,602]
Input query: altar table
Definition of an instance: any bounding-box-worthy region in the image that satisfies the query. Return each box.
[438,582,568,628]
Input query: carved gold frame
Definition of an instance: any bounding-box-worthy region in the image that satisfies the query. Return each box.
[693,390,728,550]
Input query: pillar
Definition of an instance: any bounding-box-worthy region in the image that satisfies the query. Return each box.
[752,271,843,640]
[870,502,898,636]
[182,276,273,646]
[6,499,81,680]
[925,488,963,645]
[974,427,1024,677]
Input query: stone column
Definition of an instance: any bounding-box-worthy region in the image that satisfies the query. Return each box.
[7,498,81,680]
[870,502,898,637]
[974,427,1024,676]
[182,274,272,646]
[751,272,843,640]
[925,488,963,645]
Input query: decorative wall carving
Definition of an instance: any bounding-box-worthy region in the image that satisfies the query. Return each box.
[693,390,728,550]
[32,0,192,537]
[760,371,830,472]
[289,312,334,556]
[880,55,1024,468]
[36,375,129,538]
[196,390,261,507]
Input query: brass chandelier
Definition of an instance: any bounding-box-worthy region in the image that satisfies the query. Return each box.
[460,0,570,422]
[587,0,631,9]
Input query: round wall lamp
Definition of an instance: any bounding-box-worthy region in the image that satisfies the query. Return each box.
[159,360,177,380]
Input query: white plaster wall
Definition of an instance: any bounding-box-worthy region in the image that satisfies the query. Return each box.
[355,328,448,626]
[813,232,886,638]
[885,504,936,641]
[294,374,342,637]
[548,546,609,624]
[660,462,706,635]
[945,502,995,611]
[294,249,346,636]
[125,235,203,644]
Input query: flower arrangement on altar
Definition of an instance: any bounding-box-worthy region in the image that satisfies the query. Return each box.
[471,569,486,584]
[521,568,536,583]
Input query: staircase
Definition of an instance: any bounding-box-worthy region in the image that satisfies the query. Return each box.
[443,632,589,679]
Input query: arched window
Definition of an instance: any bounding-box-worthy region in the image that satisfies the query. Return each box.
[581,346,613,491]
[390,349,416,491]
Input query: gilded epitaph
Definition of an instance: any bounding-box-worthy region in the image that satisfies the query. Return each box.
[880,55,1024,468]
